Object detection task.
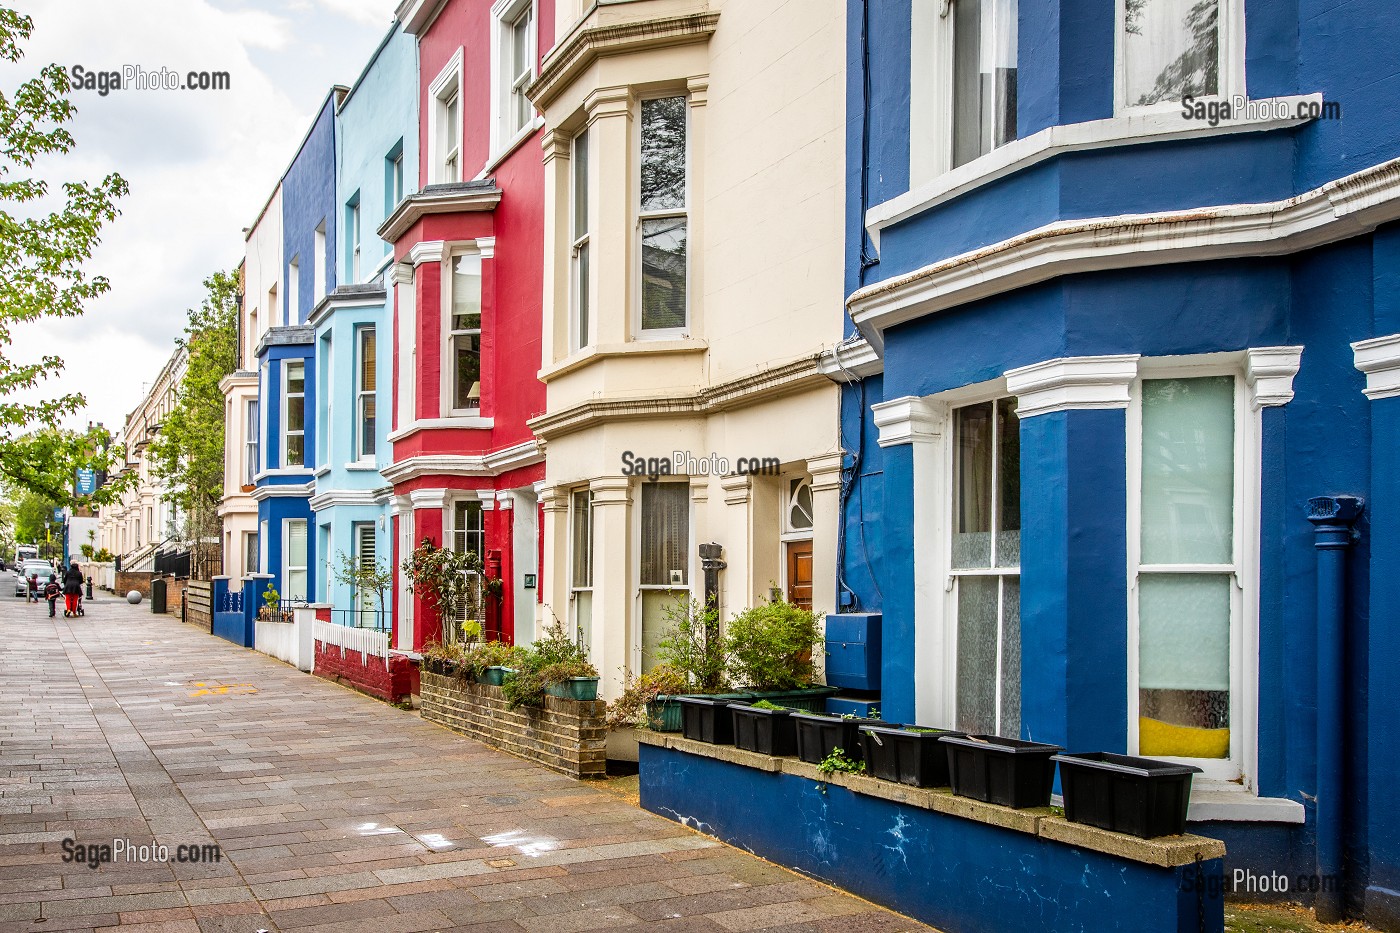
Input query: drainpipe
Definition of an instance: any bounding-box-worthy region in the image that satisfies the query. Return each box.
[1306,495,1363,924]
[698,543,726,656]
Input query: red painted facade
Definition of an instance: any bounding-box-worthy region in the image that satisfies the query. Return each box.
[388,0,554,651]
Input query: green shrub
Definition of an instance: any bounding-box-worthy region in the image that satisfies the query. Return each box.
[656,598,730,693]
[725,599,824,691]
[606,664,688,730]
[502,621,597,709]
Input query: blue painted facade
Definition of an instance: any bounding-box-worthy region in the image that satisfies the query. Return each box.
[840,0,1400,925]
[253,88,344,606]
[311,26,419,622]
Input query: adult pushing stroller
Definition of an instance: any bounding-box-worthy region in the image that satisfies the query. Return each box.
[62,561,84,617]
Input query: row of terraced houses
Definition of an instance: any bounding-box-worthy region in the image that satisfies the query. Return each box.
[120,0,1400,929]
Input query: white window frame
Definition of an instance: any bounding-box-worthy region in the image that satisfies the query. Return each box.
[428,50,464,184]
[244,398,259,486]
[635,93,691,339]
[385,141,404,215]
[442,245,485,416]
[570,128,591,351]
[286,257,299,324]
[355,324,376,462]
[451,498,486,560]
[283,518,309,603]
[346,195,362,283]
[569,488,593,647]
[353,521,377,624]
[1113,0,1245,115]
[781,475,815,542]
[491,0,539,158]
[632,480,694,673]
[281,359,306,469]
[1126,358,1257,784]
[313,222,327,300]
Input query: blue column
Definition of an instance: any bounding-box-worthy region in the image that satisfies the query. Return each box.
[1019,409,1129,751]
[879,441,917,723]
[1367,396,1400,928]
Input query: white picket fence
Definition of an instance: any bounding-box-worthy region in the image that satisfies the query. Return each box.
[313,619,390,668]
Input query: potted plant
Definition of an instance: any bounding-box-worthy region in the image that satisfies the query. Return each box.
[606,664,689,732]
[658,598,752,743]
[474,640,523,686]
[400,537,484,644]
[792,710,889,765]
[501,621,599,708]
[860,725,963,787]
[730,700,799,756]
[939,734,1063,809]
[725,599,835,711]
[257,583,279,622]
[1051,752,1202,838]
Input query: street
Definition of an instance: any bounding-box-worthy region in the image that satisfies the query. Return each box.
[0,579,931,933]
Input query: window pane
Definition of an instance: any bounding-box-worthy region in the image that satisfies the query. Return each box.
[953,0,1018,168]
[1138,573,1231,758]
[286,398,304,433]
[640,96,687,211]
[955,575,999,734]
[571,490,592,588]
[952,402,993,568]
[454,334,481,410]
[286,570,307,602]
[573,131,588,240]
[641,218,687,330]
[575,241,589,347]
[641,591,683,673]
[789,479,814,531]
[640,482,688,586]
[453,254,482,327]
[285,434,304,467]
[1123,0,1219,106]
[573,590,592,653]
[999,577,1021,738]
[996,396,1021,567]
[1141,376,1234,564]
[360,328,376,391]
[286,362,304,394]
[288,520,307,565]
[360,396,376,457]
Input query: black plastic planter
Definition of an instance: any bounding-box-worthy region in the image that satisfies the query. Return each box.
[792,712,885,764]
[1052,752,1202,838]
[729,703,798,756]
[860,726,962,787]
[939,734,1062,808]
[678,695,753,744]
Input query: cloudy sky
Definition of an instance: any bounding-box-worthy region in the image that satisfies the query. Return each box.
[2,0,394,433]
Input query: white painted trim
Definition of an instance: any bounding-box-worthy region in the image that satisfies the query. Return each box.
[427,49,464,185]
[309,489,382,511]
[389,262,414,286]
[387,416,495,443]
[817,336,884,383]
[1352,333,1400,400]
[1188,782,1306,824]
[851,155,1400,350]
[408,240,446,267]
[380,440,544,486]
[871,395,945,447]
[476,236,497,259]
[251,482,315,501]
[489,0,539,165]
[1004,355,1140,418]
[1244,346,1305,409]
[883,96,1321,243]
[408,487,450,509]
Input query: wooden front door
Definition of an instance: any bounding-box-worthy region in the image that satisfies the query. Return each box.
[786,540,813,610]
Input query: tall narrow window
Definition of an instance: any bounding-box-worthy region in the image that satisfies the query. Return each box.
[441,89,460,182]
[283,360,306,467]
[570,489,593,650]
[950,397,1021,737]
[639,482,689,671]
[354,522,377,626]
[286,259,299,323]
[639,96,688,333]
[1134,375,1238,769]
[449,253,482,412]
[244,530,258,577]
[284,519,308,602]
[951,0,1018,168]
[313,222,327,300]
[247,309,258,365]
[356,326,376,460]
[385,141,404,215]
[267,284,277,330]
[244,399,259,485]
[1122,0,1220,106]
[450,500,485,634]
[571,130,590,350]
[346,195,362,283]
[500,1,535,141]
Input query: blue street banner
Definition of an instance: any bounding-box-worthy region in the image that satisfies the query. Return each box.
[52,507,64,524]
[75,468,98,496]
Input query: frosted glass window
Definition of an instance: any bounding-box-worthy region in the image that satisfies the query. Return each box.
[285,519,308,602]
[955,576,998,733]
[1123,0,1220,106]
[953,398,1020,569]
[1140,376,1234,565]
[1138,574,1231,758]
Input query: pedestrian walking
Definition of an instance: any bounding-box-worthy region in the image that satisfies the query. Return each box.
[27,572,38,604]
[62,561,84,617]
[43,574,60,618]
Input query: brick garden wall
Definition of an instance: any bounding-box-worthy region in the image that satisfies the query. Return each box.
[313,641,416,705]
[419,671,607,780]
[114,571,153,599]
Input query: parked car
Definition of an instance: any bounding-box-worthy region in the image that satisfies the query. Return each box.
[15,560,53,597]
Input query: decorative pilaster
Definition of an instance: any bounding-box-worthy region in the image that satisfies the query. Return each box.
[1353,333,1400,400]
[1245,346,1304,409]
[1003,354,1140,418]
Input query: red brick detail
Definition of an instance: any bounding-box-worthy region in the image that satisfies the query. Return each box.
[313,640,415,704]
[315,606,331,622]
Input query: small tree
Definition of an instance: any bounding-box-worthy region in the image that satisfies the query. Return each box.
[400,537,483,644]
[332,550,393,624]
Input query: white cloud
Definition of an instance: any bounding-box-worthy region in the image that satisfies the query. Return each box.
[314,0,395,28]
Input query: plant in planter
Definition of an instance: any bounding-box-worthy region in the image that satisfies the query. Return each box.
[859,725,962,787]
[332,549,393,625]
[501,621,599,709]
[257,583,279,622]
[657,598,731,693]
[725,599,835,710]
[939,734,1063,809]
[400,537,483,644]
[606,664,689,731]
[792,710,889,765]
[729,700,799,756]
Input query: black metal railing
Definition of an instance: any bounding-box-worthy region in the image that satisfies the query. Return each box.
[330,608,390,633]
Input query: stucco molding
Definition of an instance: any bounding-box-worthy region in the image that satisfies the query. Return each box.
[1004,355,1141,419]
[527,11,721,111]
[308,284,387,328]
[1244,346,1305,409]
[816,337,883,382]
[476,236,497,259]
[389,262,415,286]
[408,487,450,510]
[806,451,845,493]
[589,476,632,507]
[871,396,946,448]
[407,240,446,268]
[529,356,828,441]
[218,371,258,394]
[378,181,503,244]
[849,155,1400,351]
[380,441,544,486]
[309,488,382,511]
[254,325,315,357]
[387,416,495,443]
[720,473,751,506]
[250,481,315,502]
[1352,333,1400,400]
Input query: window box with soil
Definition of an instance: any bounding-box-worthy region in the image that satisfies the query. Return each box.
[940,734,1062,809]
[1052,752,1202,838]
[678,693,755,744]
[859,725,963,787]
[792,711,887,764]
[730,702,799,756]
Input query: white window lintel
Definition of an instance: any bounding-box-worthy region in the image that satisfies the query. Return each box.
[1352,333,1400,400]
[1004,354,1141,418]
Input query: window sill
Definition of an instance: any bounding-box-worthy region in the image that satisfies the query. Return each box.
[869,93,1326,247]
[254,468,315,481]
[344,462,380,472]
[313,465,331,478]
[539,337,709,382]
[480,116,544,178]
[386,416,495,442]
[1186,780,1306,824]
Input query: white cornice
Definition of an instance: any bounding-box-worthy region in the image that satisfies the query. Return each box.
[387,416,495,443]
[871,396,946,448]
[389,262,415,286]
[1245,346,1305,409]
[250,481,315,501]
[1004,355,1141,419]
[407,240,446,267]
[849,156,1400,351]
[380,441,544,486]
[867,95,1325,246]
[817,337,884,383]
[476,236,496,259]
[379,185,502,244]
[395,0,447,35]
[1352,334,1400,400]
[408,487,449,509]
[309,489,383,511]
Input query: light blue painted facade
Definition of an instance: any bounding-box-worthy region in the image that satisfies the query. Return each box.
[832,0,1400,927]
[312,25,419,623]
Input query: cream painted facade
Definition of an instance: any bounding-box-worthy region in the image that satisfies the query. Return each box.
[528,0,847,701]
[218,190,283,581]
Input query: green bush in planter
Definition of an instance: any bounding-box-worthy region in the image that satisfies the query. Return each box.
[606,664,688,730]
[501,621,598,709]
[655,597,732,694]
[725,599,824,691]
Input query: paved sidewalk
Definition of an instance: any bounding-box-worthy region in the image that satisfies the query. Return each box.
[0,591,933,932]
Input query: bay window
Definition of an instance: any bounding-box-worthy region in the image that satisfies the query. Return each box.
[244,399,258,485]
[570,489,593,650]
[638,482,689,671]
[284,519,308,602]
[951,0,1018,168]
[448,253,482,412]
[639,96,688,334]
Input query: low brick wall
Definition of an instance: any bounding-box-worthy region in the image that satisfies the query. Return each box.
[114,571,153,599]
[163,577,187,616]
[420,670,607,780]
[314,641,416,704]
[185,581,212,632]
